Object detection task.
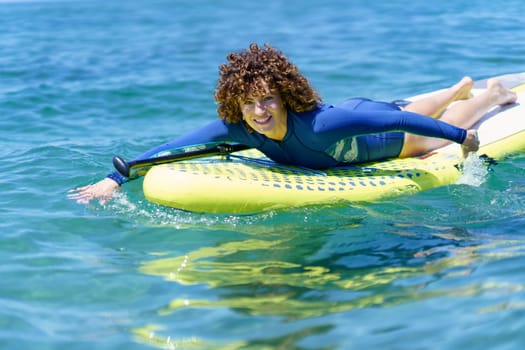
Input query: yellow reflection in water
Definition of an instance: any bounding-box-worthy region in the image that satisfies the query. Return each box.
[136,230,525,348]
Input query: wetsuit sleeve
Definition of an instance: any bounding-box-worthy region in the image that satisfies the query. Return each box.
[313,107,467,144]
[133,119,236,160]
[106,119,255,185]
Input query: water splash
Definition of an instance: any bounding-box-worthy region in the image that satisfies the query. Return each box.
[457,153,489,187]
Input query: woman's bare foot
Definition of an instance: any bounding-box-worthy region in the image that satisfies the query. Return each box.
[403,76,475,118]
[451,76,474,102]
[487,78,518,106]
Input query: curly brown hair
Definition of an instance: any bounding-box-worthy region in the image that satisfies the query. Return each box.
[215,43,322,124]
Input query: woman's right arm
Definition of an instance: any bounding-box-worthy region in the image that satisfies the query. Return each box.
[69,119,241,204]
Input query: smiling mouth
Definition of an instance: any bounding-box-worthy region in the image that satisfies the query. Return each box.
[254,114,272,125]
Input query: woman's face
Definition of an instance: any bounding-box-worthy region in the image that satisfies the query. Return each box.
[240,81,287,141]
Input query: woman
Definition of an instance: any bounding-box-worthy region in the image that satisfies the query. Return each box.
[69,43,517,204]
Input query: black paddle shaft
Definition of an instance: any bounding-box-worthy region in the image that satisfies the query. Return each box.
[112,143,251,177]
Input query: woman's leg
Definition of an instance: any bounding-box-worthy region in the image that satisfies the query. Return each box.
[403,76,474,118]
[400,78,518,157]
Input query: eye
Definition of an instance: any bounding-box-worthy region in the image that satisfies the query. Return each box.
[241,98,254,106]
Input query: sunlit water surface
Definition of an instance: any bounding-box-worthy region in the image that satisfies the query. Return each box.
[1,0,525,349]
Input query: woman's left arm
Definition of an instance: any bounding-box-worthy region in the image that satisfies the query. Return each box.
[314,107,467,144]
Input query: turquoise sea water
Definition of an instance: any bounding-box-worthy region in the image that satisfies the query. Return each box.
[2,0,525,348]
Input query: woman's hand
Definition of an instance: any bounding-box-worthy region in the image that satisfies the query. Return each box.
[68,178,120,205]
[461,129,480,158]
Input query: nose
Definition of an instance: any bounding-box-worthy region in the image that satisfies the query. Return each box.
[254,101,266,115]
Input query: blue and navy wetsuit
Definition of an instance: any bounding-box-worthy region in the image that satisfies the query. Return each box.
[107,98,466,185]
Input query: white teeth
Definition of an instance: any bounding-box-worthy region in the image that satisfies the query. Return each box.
[254,115,271,124]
